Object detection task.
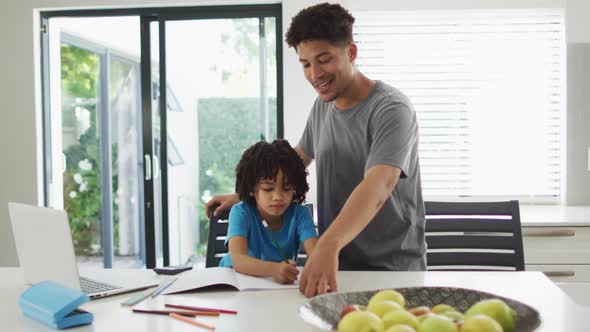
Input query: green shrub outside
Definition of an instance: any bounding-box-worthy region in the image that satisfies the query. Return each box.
[196,97,277,255]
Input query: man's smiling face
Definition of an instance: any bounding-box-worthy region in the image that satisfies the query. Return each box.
[297,40,356,103]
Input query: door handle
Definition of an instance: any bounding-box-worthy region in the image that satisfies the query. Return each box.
[61,153,67,173]
[144,154,152,180]
[152,155,160,179]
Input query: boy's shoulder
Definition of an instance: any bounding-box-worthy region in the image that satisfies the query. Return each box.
[289,203,313,218]
[231,201,257,217]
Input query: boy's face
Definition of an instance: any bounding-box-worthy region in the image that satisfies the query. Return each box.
[297,40,356,104]
[252,169,295,221]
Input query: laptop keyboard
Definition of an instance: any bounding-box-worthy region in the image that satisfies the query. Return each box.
[79,276,121,294]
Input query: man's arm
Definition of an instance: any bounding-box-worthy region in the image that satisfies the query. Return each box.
[294,144,313,168]
[302,237,318,256]
[205,193,239,217]
[299,164,402,297]
[319,164,401,250]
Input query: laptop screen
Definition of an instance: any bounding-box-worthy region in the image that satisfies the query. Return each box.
[8,202,81,290]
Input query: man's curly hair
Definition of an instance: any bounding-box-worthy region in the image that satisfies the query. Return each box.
[235,139,309,205]
[285,2,355,50]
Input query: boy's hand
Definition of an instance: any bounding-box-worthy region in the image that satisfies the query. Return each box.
[272,260,299,284]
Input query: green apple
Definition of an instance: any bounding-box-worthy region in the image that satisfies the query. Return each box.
[367,300,403,318]
[337,310,384,332]
[465,299,516,332]
[407,306,431,317]
[432,303,456,314]
[382,310,420,330]
[441,310,464,321]
[419,315,458,332]
[340,304,365,320]
[384,324,416,332]
[368,290,406,308]
[462,314,503,332]
[417,312,435,323]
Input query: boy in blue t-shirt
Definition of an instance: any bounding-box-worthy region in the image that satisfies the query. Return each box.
[218,140,318,284]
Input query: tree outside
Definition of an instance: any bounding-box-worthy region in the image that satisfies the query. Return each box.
[61,44,104,256]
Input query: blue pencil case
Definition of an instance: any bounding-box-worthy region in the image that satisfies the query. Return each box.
[19,280,93,329]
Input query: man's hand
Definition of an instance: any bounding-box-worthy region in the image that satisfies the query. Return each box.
[205,193,239,217]
[299,240,339,298]
[272,260,299,284]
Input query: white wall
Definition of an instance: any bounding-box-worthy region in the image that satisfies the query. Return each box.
[1,0,588,266]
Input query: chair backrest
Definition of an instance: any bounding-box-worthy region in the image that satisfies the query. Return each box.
[206,205,230,268]
[424,200,525,271]
[205,203,314,268]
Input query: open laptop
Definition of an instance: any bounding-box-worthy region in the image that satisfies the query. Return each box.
[8,202,158,299]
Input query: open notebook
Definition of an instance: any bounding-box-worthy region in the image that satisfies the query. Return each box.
[162,267,300,294]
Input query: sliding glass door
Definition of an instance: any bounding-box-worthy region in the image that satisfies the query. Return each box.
[45,17,145,268]
[41,5,282,268]
[162,16,279,266]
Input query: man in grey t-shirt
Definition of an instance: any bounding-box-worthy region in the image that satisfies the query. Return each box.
[286,3,426,297]
[207,3,426,298]
[298,80,426,272]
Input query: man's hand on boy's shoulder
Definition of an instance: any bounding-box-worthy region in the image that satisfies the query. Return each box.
[205,193,239,217]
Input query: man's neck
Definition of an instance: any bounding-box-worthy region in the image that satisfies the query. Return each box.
[334,72,375,110]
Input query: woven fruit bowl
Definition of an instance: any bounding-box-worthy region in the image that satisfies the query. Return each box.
[299,286,541,331]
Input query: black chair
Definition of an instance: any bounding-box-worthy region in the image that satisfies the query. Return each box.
[205,204,230,268]
[424,200,525,271]
[205,203,314,268]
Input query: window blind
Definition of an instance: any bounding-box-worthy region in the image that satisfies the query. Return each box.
[353,9,564,199]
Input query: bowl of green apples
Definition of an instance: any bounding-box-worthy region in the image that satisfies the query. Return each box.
[299,287,541,332]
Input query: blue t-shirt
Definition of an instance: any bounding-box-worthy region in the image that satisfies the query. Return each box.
[218,201,317,267]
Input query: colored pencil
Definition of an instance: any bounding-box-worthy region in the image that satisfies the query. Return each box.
[169,313,215,330]
[121,286,158,306]
[166,304,238,315]
[132,309,220,316]
[262,220,290,263]
[151,277,178,298]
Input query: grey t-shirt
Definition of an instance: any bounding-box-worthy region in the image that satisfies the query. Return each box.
[299,81,426,271]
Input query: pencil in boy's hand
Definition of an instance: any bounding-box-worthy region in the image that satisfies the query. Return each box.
[262,220,291,263]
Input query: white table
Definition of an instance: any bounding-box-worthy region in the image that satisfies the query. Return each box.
[1,268,589,331]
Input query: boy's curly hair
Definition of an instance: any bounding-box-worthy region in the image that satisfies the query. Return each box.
[235,139,309,205]
[285,2,355,49]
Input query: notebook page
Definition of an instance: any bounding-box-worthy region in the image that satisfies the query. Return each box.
[234,267,302,291]
[163,267,238,294]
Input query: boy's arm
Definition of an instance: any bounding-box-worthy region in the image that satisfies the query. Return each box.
[228,236,299,284]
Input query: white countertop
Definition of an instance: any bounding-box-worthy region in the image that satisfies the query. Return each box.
[520,205,590,226]
[1,268,590,331]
